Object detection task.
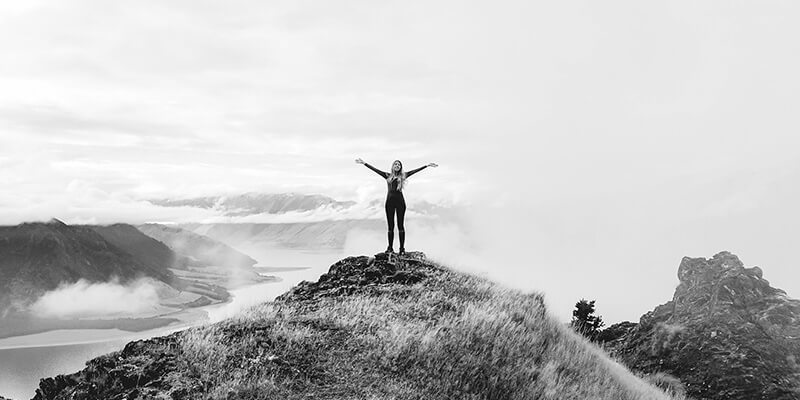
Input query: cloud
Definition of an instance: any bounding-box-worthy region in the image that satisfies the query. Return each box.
[30,278,163,319]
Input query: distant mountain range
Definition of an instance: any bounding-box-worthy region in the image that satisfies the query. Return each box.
[148,192,459,221]
[148,192,356,216]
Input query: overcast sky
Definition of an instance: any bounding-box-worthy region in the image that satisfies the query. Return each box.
[1,1,799,322]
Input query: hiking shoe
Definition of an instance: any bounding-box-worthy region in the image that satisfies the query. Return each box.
[398,248,406,256]
[385,246,394,254]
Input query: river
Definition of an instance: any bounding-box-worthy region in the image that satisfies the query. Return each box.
[0,247,342,400]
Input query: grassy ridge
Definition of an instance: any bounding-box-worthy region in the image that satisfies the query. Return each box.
[177,254,682,399]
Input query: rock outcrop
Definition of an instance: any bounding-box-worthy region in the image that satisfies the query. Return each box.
[277,251,433,301]
[605,251,800,400]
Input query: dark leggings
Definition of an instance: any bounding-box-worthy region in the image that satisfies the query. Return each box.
[385,193,406,249]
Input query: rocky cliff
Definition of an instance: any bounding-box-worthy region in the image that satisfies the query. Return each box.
[605,251,800,400]
[32,252,678,400]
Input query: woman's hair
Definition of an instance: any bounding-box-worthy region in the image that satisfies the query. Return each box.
[387,159,406,190]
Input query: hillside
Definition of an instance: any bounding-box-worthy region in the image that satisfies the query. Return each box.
[0,219,176,312]
[89,223,192,271]
[603,251,800,400]
[33,252,681,400]
[136,223,257,269]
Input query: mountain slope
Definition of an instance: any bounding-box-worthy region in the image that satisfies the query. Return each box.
[33,252,680,400]
[0,219,175,311]
[136,223,257,269]
[603,251,800,400]
[89,223,191,271]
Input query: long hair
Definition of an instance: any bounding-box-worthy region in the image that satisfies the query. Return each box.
[387,159,406,190]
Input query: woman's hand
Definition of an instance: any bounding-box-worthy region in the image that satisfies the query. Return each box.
[427,162,438,168]
[355,158,365,164]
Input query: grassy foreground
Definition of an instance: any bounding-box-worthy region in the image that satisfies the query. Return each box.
[35,252,684,400]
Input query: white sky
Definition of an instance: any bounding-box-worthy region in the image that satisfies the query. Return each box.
[1,0,799,322]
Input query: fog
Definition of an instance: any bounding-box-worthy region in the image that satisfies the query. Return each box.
[2,1,800,324]
[30,278,162,319]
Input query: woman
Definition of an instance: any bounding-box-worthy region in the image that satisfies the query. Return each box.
[355,158,438,255]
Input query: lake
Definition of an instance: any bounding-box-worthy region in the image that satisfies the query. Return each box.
[0,247,343,400]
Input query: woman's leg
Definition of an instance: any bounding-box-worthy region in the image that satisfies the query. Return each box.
[385,197,396,250]
[397,196,406,251]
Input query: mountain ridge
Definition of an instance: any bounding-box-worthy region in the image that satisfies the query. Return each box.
[148,192,356,216]
[32,252,681,400]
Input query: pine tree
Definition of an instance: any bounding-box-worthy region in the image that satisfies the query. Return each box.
[571,299,604,341]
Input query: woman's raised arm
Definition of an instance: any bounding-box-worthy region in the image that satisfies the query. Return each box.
[405,162,438,177]
[355,158,389,178]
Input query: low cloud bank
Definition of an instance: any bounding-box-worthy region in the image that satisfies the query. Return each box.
[30,278,162,319]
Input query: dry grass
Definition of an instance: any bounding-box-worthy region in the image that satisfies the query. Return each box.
[176,261,685,399]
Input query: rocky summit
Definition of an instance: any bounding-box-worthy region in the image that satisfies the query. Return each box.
[604,251,800,400]
[276,251,433,302]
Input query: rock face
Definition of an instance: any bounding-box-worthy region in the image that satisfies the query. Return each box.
[605,251,800,400]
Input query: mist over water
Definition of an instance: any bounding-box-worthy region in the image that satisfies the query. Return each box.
[30,278,163,319]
